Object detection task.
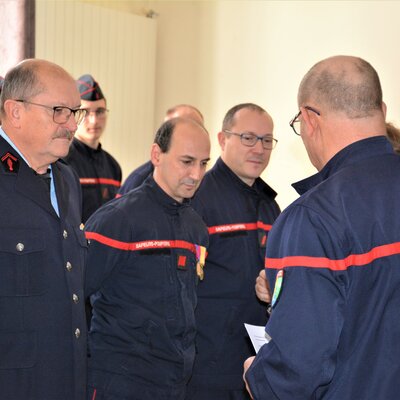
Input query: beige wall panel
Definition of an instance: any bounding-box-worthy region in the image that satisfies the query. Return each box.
[37,0,400,209]
[115,0,400,210]
[36,0,157,182]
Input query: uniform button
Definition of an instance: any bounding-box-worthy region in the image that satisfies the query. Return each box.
[16,243,24,252]
[63,230,68,239]
[72,294,79,303]
[66,261,72,271]
[75,328,80,338]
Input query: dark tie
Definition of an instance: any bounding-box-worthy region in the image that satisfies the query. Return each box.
[36,168,51,192]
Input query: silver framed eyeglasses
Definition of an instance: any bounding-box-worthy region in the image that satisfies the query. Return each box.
[289,106,321,136]
[223,130,278,150]
[16,99,87,125]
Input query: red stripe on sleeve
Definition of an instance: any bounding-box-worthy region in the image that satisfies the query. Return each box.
[265,241,400,271]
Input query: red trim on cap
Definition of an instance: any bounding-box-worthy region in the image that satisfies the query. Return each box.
[79,178,121,187]
[208,221,272,235]
[265,241,400,271]
[85,231,198,255]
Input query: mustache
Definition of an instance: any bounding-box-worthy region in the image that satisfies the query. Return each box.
[53,129,74,140]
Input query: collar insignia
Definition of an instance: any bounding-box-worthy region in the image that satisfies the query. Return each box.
[1,152,19,173]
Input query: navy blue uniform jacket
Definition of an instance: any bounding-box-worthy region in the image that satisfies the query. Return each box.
[247,137,400,399]
[84,177,208,399]
[65,138,122,222]
[0,136,87,400]
[188,158,280,391]
[118,160,153,196]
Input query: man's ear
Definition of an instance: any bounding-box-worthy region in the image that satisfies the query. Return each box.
[150,143,162,167]
[382,101,387,118]
[300,106,319,137]
[217,131,226,150]
[4,99,23,128]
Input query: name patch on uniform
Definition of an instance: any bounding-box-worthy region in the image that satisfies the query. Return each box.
[1,152,19,173]
[271,269,284,308]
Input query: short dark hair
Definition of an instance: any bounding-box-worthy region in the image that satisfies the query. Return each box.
[154,118,180,153]
[0,62,45,114]
[298,56,382,119]
[222,103,268,131]
[154,117,208,153]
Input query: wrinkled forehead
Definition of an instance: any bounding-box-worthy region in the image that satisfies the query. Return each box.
[38,74,81,105]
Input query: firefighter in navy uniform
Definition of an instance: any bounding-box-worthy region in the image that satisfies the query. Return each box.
[0,59,87,400]
[118,104,204,196]
[244,56,400,400]
[85,117,210,400]
[65,74,122,222]
[186,103,280,400]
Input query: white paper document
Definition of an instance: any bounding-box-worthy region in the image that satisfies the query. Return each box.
[244,323,271,354]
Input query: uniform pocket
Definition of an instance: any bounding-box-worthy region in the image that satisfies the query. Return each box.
[0,330,37,369]
[0,228,46,296]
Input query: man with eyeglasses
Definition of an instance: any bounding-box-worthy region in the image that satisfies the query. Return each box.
[186,103,280,400]
[0,59,87,400]
[65,74,122,222]
[244,56,400,400]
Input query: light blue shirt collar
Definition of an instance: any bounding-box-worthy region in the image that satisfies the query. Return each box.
[0,127,60,216]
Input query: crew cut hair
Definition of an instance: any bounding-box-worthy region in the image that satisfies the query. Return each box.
[222,103,268,131]
[298,57,382,119]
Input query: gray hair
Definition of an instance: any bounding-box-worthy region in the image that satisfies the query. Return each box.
[298,56,382,119]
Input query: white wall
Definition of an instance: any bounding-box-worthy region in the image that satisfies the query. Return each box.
[36,0,157,181]
[67,0,400,209]
[121,0,400,210]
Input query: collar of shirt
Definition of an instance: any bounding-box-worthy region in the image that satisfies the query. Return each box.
[215,157,277,200]
[292,136,393,196]
[144,175,190,215]
[0,126,59,216]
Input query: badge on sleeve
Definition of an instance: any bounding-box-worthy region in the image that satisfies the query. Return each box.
[271,269,284,308]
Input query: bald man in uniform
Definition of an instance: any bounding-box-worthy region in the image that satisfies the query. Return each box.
[244,55,400,400]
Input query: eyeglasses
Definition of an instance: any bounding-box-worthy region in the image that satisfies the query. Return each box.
[16,99,87,125]
[289,106,321,136]
[82,107,109,118]
[223,130,278,150]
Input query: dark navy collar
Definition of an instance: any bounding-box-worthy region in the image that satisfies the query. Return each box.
[73,138,102,154]
[144,175,190,213]
[293,136,394,195]
[215,157,277,200]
